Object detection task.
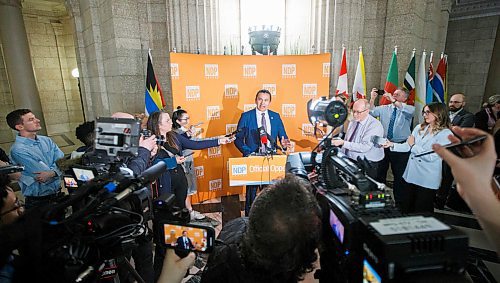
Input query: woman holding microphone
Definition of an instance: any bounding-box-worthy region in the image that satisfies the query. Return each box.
[147,110,234,209]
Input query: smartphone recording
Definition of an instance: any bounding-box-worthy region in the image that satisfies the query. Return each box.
[161,223,215,253]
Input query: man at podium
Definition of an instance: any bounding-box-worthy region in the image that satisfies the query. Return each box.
[235,89,291,216]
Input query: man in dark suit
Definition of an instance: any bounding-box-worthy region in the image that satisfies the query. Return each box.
[176,231,194,250]
[436,93,475,209]
[235,89,290,216]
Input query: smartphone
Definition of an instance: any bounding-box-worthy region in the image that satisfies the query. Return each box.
[183,152,195,158]
[414,135,487,157]
[370,136,387,146]
[64,176,78,189]
[159,222,215,253]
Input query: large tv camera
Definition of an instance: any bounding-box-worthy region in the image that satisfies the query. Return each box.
[286,98,468,282]
[0,117,174,283]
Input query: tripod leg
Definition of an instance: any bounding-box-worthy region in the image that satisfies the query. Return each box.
[119,256,146,283]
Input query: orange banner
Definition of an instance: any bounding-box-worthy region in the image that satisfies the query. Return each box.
[228,155,287,186]
[170,53,331,202]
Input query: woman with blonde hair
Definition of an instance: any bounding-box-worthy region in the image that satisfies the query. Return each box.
[384,103,452,213]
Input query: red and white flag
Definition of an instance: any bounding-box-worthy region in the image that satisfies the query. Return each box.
[335,46,348,99]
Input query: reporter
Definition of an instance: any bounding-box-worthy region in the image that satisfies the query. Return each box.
[432,127,500,255]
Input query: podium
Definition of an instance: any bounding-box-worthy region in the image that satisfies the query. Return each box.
[228,155,287,186]
[221,155,287,225]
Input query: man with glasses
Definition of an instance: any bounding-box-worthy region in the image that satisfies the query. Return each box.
[435,93,475,209]
[369,87,415,205]
[332,99,384,181]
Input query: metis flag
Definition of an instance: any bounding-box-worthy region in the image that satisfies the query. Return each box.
[335,46,348,99]
[379,48,399,105]
[145,50,166,116]
[404,50,416,105]
[415,50,427,124]
[430,54,447,103]
[352,47,366,101]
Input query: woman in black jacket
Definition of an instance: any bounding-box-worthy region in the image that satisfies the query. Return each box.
[147,110,233,208]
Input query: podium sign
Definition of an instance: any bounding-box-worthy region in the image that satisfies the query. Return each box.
[228,155,287,186]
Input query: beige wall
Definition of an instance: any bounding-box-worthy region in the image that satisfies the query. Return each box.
[0,43,14,143]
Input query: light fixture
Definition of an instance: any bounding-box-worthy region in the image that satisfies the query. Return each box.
[71,68,79,78]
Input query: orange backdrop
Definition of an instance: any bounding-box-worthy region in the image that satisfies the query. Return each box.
[170,53,331,203]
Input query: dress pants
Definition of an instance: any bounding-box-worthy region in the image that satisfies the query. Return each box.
[436,161,453,208]
[377,149,410,206]
[401,180,437,214]
[245,185,261,216]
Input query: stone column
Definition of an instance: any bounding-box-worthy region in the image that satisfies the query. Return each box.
[0,0,47,134]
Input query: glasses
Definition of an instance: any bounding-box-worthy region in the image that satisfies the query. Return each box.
[422,110,433,116]
[0,199,24,217]
[352,109,368,115]
[449,101,463,104]
[179,117,190,121]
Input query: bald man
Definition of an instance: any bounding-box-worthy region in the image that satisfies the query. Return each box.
[436,93,475,209]
[332,99,385,181]
[448,93,475,127]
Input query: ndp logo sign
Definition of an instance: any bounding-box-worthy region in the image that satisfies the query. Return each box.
[195,166,204,178]
[209,179,222,191]
[244,104,256,112]
[205,64,219,79]
[262,84,276,96]
[206,106,221,120]
[224,84,238,98]
[303,84,317,98]
[243,65,257,78]
[282,104,296,118]
[186,86,200,101]
[171,63,179,79]
[302,123,315,137]
[226,124,237,135]
[282,64,296,78]
[231,164,247,176]
[323,63,330,77]
[208,146,221,157]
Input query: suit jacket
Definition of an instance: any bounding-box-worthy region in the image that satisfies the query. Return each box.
[176,236,194,250]
[451,109,475,127]
[235,109,288,156]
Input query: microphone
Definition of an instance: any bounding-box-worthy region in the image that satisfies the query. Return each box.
[225,128,242,137]
[258,127,268,145]
[0,165,24,175]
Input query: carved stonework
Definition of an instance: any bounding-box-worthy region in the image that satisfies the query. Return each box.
[450,0,500,20]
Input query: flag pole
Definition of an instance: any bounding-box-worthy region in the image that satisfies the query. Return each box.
[394,45,398,54]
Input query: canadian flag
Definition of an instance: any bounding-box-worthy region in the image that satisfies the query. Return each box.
[335,46,348,99]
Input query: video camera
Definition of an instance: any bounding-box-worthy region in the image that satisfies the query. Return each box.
[285,98,468,282]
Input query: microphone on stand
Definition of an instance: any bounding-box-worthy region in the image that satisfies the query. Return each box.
[258,127,270,155]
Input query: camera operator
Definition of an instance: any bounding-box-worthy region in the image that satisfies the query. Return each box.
[433,127,500,255]
[201,174,321,283]
[0,174,25,282]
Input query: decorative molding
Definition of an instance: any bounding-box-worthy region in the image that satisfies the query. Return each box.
[450,0,500,20]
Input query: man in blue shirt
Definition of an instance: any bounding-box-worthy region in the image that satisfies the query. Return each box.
[369,88,415,206]
[6,109,64,209]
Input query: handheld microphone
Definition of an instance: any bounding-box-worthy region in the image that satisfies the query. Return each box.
[225,128,242,137]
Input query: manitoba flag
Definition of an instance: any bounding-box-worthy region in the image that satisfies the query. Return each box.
[145,50,166,116]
